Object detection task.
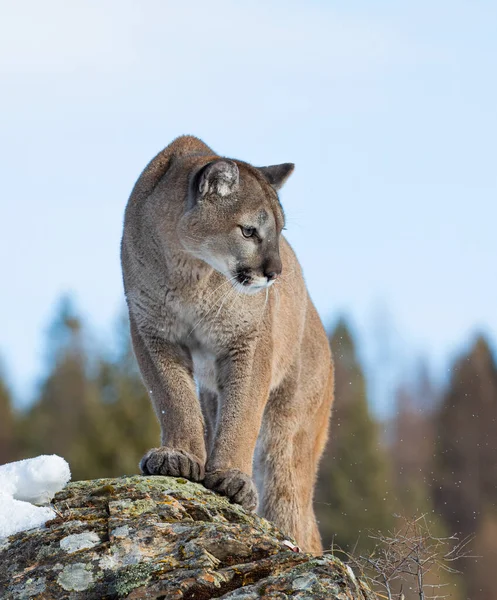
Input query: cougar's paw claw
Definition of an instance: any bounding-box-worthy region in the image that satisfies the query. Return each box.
[139,447,205,482]
[204,469,258,511]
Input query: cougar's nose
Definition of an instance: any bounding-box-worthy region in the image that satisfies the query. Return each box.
[263,257,282,281]
[265,270,279,281]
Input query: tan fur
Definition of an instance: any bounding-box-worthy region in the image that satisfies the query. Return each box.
[121,136,333,553]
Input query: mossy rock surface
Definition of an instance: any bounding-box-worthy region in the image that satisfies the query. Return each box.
[0,476,375,599]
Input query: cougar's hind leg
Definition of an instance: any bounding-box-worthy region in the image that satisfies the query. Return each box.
[258,422,321,553]
[258,371,332,554]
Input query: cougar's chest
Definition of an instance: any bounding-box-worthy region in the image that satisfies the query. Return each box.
[191,348,218,393]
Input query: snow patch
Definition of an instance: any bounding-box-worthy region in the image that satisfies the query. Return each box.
[0,454,71,504]
[0,494,55,539]
[0,455,71,539]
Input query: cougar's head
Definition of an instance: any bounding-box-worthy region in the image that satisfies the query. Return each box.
[178,158,294,295]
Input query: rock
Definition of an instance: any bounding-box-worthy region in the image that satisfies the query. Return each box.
[0,476,375,599]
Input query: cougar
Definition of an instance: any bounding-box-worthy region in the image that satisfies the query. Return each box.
[121,136,333,553]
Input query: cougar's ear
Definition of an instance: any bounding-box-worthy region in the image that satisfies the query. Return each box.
[198,159,239,198]
[257,163,295,191]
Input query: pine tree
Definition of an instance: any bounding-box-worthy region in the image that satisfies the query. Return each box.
[315,319,394,553]
[390,369,465,600]
[390,362,438,515]
[433,335,497,536]
[0,364,15,463]
[18,297,103,479]
[90,311,159,477]
[433,335,497,599]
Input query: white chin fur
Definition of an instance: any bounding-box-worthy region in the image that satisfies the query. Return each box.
[232,279,270,296]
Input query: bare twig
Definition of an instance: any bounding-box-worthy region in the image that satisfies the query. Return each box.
[326,514,474,600]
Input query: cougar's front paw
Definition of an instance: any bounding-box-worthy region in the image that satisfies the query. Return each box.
[140,447,205,482]
[204,469,258,511]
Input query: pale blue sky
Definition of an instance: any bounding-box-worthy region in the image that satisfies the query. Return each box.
[1,1,496,408]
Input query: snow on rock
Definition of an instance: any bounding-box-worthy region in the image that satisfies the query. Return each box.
[0,454,71,504]
[0,494,56,539]
[0,455,71,539]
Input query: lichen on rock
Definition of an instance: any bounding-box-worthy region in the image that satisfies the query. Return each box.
[0,475,376,599]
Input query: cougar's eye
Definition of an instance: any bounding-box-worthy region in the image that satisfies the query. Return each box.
[240,226,256,238]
